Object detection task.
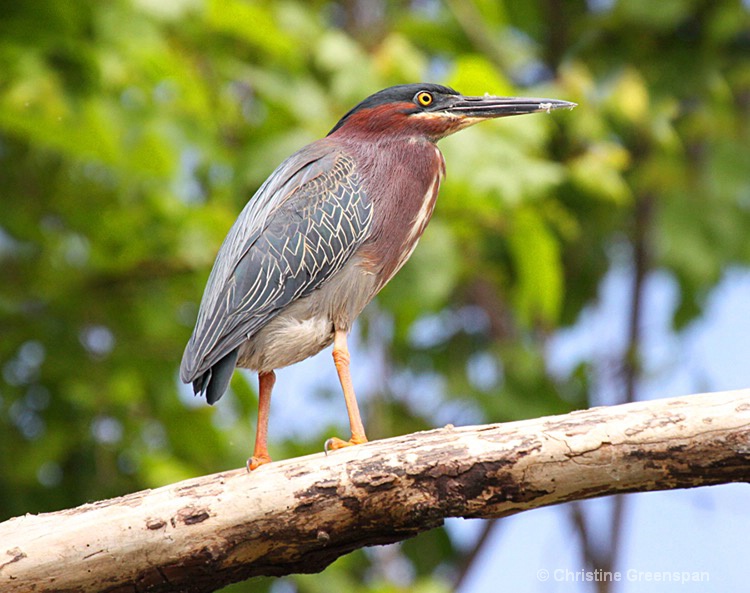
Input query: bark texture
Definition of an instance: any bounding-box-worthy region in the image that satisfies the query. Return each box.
[2,389,749,593]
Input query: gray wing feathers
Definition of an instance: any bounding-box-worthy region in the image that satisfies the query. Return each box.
[180,150,372,383]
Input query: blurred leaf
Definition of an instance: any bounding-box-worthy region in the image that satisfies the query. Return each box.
[506,206,563,326]
[449,54,514,95]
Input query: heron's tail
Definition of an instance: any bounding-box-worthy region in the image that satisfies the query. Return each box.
[191,348,239,405]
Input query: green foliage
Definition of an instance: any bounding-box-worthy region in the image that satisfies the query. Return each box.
[1,1,749,591]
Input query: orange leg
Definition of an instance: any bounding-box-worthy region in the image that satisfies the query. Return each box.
[247,370,275,471]
[325,329,368,452]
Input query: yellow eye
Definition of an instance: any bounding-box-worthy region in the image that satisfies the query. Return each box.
[416,91,433,107]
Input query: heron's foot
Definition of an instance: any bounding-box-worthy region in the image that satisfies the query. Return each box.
[324,434,368,454]
[246,453,272,472]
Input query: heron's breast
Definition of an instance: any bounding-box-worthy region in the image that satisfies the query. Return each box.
[361,141,445,287]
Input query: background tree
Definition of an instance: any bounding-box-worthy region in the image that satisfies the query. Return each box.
[1,1,748,592]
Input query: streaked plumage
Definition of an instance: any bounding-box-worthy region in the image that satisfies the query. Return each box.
[180,83,575,468]
[180,150,373,402]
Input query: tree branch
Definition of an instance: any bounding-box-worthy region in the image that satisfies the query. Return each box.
[2,389,749,593]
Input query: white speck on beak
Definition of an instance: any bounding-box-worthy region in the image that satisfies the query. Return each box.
[539,102,553,114]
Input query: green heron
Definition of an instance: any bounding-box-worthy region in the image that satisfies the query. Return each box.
[181,83,574,469]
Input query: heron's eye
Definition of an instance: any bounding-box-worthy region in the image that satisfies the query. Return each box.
[416,91,433,107]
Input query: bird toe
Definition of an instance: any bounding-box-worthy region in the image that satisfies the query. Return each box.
[324,435,368,454]
[246,454,272,471]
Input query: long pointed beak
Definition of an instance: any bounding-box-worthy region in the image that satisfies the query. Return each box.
[447,95,576,118]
